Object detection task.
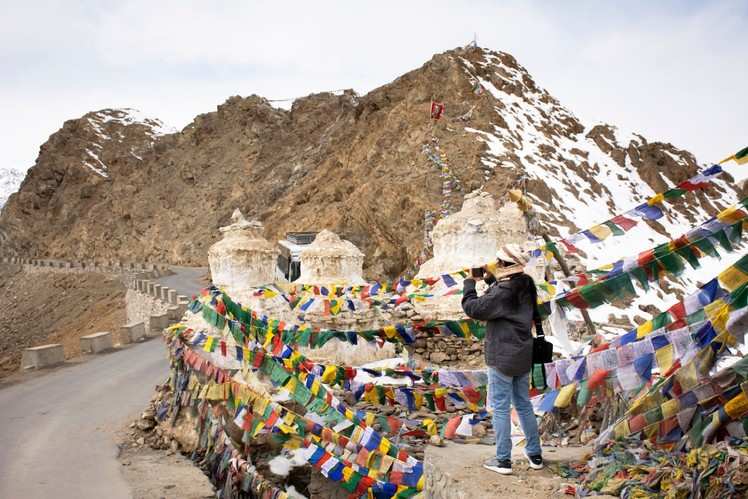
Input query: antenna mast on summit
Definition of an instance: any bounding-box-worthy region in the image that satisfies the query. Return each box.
[472,32,478,47]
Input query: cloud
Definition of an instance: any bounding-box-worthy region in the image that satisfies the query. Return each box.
[1,0,746,175]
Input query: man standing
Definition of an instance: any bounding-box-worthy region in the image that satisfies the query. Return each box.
[461,243,543,475]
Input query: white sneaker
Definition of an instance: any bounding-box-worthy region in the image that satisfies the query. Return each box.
[483,457,512,475]
[524,449,544,470]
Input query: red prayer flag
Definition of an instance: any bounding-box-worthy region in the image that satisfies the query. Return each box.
[677,179,709,191]
[667,302,686,320]
[560,239,579,254]
[444,416,461,439]
[637,248,655,267]
[611,214,638,231]
[565,289,589,309]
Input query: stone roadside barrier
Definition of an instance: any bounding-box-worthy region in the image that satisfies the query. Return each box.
[149,312,170,337]
[21,344,65,370]
[80,331,115,354]
[119,322,146,344]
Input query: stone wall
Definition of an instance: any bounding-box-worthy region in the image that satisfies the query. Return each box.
[413,332,483,367]
[126,277,190,334]
[1,255,171,276]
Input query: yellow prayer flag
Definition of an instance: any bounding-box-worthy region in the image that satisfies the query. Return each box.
[321,365,337,384]
[716,206,745,225]
[554,383,577,408]
[675,361,699,391]
[647,193,665,206]
[344,408,354,420]
[636,321,654,338]
[588,224,613,241]
[342,466,354,482]
[383,326,397,338]
[310,379,321,395]
[655,344,675,372]
[661,398,679,419]
[365,412,376,427]
[351,426,364,445]
[705,302,730,334]
[378,438,391,456]
[718,266,748,292]
[725,392,748,419]
[262,331,273,348]
[614,420,630,439]
[422,418,437,435]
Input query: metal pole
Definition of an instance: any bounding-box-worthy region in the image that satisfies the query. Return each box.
[541,234,597,336]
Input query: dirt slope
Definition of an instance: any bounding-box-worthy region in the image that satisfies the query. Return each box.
[0,265,125,379]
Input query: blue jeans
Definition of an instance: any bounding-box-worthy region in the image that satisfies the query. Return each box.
[488,367,542,461]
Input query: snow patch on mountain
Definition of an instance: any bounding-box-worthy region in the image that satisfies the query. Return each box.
[0,168,24,211]
[81,108,176,177]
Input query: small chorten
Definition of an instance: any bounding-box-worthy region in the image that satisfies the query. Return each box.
[208,209,277,295]
[294,230,365,285]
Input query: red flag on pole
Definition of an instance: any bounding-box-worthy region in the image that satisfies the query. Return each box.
[430,101,445,120]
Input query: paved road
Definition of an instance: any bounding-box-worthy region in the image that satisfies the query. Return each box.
[0,341,166,498]
[0,266,206,498]
[157,265,208,298]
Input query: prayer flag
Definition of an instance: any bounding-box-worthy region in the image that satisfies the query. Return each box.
[719,145,748,165]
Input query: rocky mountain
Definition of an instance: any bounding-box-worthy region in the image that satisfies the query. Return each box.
[0,46,742,280]
[0,168,24,211]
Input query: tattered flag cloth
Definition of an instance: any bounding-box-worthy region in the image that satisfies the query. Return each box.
[562,437,748,498]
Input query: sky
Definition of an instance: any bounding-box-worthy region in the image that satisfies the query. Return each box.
[1,0,746,177]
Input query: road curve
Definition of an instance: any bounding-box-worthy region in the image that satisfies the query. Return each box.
[157,266,208,299]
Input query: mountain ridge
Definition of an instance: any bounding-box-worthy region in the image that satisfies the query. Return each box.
[0,45,742,280]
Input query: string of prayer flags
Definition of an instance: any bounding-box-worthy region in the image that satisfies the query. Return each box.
[535,281,748,415]
[548,163,728,251]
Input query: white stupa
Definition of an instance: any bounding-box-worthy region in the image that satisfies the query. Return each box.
[208,209,277,296]
[294,229,366,285]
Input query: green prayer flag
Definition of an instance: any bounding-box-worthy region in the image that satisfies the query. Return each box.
[340,471,361,492]
[602,221,626,236]
[675,245,701,270]
[579,283,608,308]
[693,237,719,258]
[651,313,672,330]
[630,267,649,290]
[713,228,733,252]
[663,187,687,199]
[657,251,685,275]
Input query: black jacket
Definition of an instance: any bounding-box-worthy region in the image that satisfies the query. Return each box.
[461,273,542,377]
